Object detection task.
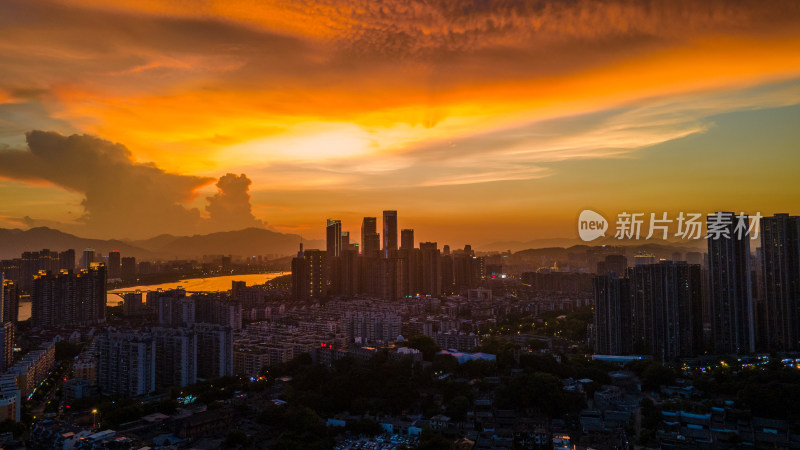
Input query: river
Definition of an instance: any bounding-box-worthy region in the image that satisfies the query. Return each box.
[18,272,286,321]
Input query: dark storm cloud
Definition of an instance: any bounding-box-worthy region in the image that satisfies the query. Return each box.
[0,131,265,238]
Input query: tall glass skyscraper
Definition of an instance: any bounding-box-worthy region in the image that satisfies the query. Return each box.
[326,219,342,257]
[382,210,398,255]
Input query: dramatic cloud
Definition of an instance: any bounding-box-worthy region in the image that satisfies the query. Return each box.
[0,131,265,238]
[1,0,799,241]
[206,173,264,230]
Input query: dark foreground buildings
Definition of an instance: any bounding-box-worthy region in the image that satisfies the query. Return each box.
[594,261,702,361]
[595,212,800,359]
[761,213,800,351]
[707,212,755,355]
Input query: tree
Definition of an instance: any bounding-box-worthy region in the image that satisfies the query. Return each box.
[446,395,470,421]
[640,362,677,391]
[432,354,459,374]
[417,429,452,450]
[224,430,250,448]
[0,419,27,438]
[407,335,440,361]
[496,371,584,417]
[528,339,549,351]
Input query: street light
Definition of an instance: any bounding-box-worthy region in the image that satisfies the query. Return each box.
[92,409,98,429]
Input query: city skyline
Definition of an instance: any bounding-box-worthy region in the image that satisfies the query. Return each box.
[2,3,800,447]
[1,1,799,243]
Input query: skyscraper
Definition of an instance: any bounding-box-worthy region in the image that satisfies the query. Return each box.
[631,261,700,360]
[400,229,415,250]
[341,231,356,252]
[291,244,309,300]
[326,219,342,257]
[361,217,379,256]
[108,250,121,279]
[452,249,485,293]
[19,251,39,293]
[760,213,800,351]
[337,247,360,296]
[81,248,95,269]
[0,322,13,373]
[440,252,454,294]
[382,210,398,255]
[419,242,441,296]
[707,212,755,355]
[1,277,18,324]
[400,247,421,297]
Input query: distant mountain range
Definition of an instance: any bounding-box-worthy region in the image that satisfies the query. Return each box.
[0,227,323,260]
[480,236,707,252]
[0,226,709,262]
[127,228,322,259]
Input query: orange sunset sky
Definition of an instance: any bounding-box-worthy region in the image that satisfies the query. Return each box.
[1,0,799,247]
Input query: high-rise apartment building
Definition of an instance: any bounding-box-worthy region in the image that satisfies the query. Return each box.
[760,213,800,351]
[108,251,121,279]
[594,261,701,360]
[631,261,701,360]
[152,327,197,388]
[122,292,143,316]
[121,256,136,282]
[420,242,441,296]
[707,212,755,355]
[59,249,75,271]
[156,290,194,327]
[291,246,326,299]
[97,330,156,396]
[0,322,14,373]
[400,229,415,250]
[31,264,106,328]
[1,277,18,324]
[593,273,632,355]
[195,324,234,379]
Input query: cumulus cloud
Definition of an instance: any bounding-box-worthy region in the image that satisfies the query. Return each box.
[0,131,265,238]
[206,173,265,230]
